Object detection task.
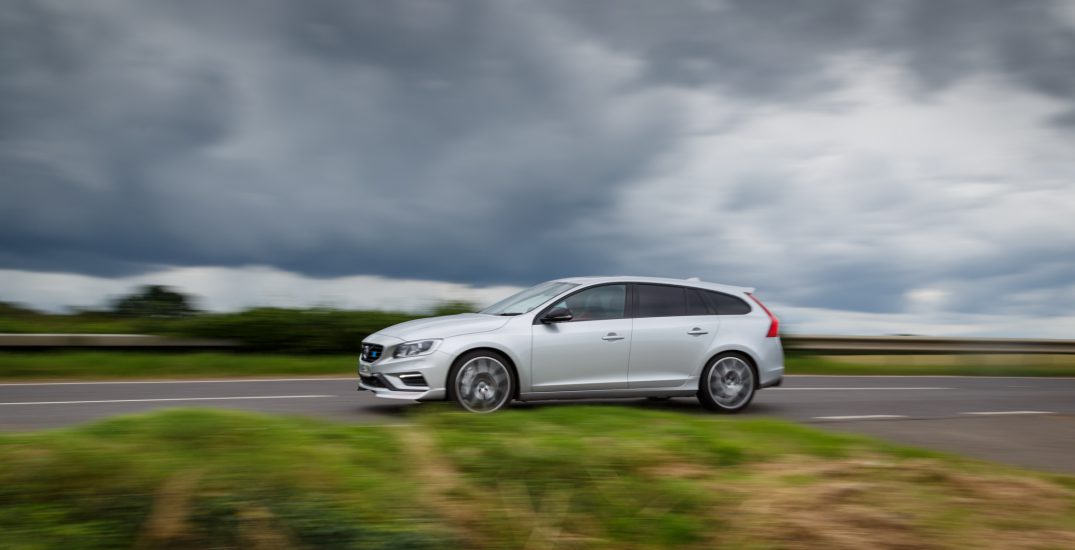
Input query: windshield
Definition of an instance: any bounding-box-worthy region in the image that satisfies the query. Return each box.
[479,281,578,316]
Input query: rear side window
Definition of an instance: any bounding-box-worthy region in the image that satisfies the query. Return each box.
[635,284,686,317]
[704,291,752,315]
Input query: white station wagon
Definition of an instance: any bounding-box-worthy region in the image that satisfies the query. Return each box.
[358,276,784,413]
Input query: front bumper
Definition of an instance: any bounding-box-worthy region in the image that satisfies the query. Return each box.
[356,344,452,402]
[357,373,446,401]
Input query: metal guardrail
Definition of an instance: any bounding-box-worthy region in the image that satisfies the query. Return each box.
[2,333,1075,354]
[0,334,236,349]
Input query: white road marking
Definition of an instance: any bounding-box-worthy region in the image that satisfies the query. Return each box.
[0,378,356,387]
[771,387,949,391]
[813,415,908,420]
[960,411,1054,416]
[0,395,335,406]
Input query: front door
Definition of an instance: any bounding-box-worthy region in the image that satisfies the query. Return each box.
[531,284,631,392]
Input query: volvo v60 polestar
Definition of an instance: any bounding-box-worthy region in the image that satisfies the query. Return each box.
[357,276,783,413]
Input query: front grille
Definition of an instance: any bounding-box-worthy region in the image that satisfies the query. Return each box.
[361,343,384,362]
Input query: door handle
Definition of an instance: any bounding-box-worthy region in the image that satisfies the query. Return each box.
[602,333,625,341]
[687,328,709,335]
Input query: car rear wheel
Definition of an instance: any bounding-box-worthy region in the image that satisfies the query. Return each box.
[697,352,756,413]
[449,350,515,413]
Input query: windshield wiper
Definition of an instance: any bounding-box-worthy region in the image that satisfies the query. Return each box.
[497,312,522,316]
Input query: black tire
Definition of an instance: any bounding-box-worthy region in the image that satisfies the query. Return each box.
[447,350,516,413]
[697,352,757,413]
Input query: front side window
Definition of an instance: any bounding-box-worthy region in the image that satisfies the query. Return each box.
[636,284,686,317]
[480,281,578,316]
[550,284,626,321]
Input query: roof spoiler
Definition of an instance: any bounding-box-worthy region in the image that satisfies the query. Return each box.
[685,277,755,294]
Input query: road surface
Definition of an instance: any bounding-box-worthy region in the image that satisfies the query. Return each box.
[1,375,1072,473]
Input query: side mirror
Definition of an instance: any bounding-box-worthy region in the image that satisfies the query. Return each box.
[541,307,573,323]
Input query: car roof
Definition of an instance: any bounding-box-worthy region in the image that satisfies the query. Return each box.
[552,276,755,295]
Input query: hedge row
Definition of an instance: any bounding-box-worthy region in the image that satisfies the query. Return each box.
[162,308,423,353]
[0,302,475,354]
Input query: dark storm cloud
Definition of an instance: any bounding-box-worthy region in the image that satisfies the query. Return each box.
[1,0,687,283]
[2,0,1074,315]
[554,0,1075,109]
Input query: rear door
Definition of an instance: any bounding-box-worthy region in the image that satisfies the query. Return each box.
[627,284,720,388]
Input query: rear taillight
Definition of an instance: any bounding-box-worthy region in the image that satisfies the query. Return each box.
[747,293,779,338]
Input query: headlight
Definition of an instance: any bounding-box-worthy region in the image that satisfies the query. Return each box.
[393,339,441,358]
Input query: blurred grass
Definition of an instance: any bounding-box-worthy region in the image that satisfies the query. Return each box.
[0,409,447,549]
[2,407,1073,549]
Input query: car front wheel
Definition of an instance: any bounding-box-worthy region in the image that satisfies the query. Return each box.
[697,352,756,413]
[449,350,516,413]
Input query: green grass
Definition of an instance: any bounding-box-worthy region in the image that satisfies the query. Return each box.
[786,353,1075,376]
[0,409,446,549]
[3,407,1073,549]
[0,352,355,379]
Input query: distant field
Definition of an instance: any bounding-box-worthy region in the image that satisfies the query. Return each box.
[1,351,1074,380]
[2,407,1073,549]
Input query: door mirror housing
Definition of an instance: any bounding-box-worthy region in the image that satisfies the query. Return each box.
[541,307,573,323]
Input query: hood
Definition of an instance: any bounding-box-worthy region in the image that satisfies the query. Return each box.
[377,313,512,341]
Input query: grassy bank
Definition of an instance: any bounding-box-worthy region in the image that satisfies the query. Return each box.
[2,407,1073,549]
[2,351,1075,381]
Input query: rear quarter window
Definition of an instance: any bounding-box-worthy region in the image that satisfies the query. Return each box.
[704,291,752,315]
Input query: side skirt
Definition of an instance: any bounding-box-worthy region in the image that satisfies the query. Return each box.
[518,388,697,401]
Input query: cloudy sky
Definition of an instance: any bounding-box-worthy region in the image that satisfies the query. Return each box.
[3,0,1075,336]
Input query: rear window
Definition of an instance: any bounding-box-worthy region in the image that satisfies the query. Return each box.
[704,291,752,315]
[635,284,686,317]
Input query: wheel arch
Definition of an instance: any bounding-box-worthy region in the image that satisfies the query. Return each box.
[448,346,521,400]
[699,348,760,391]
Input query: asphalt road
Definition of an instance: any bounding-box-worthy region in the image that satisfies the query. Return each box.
[1,375,1073,474]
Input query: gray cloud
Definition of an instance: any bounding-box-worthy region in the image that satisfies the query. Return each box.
[2,0,1074,318]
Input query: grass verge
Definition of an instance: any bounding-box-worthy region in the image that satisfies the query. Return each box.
[787,353,1075,376]
[2,407,1073,549]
